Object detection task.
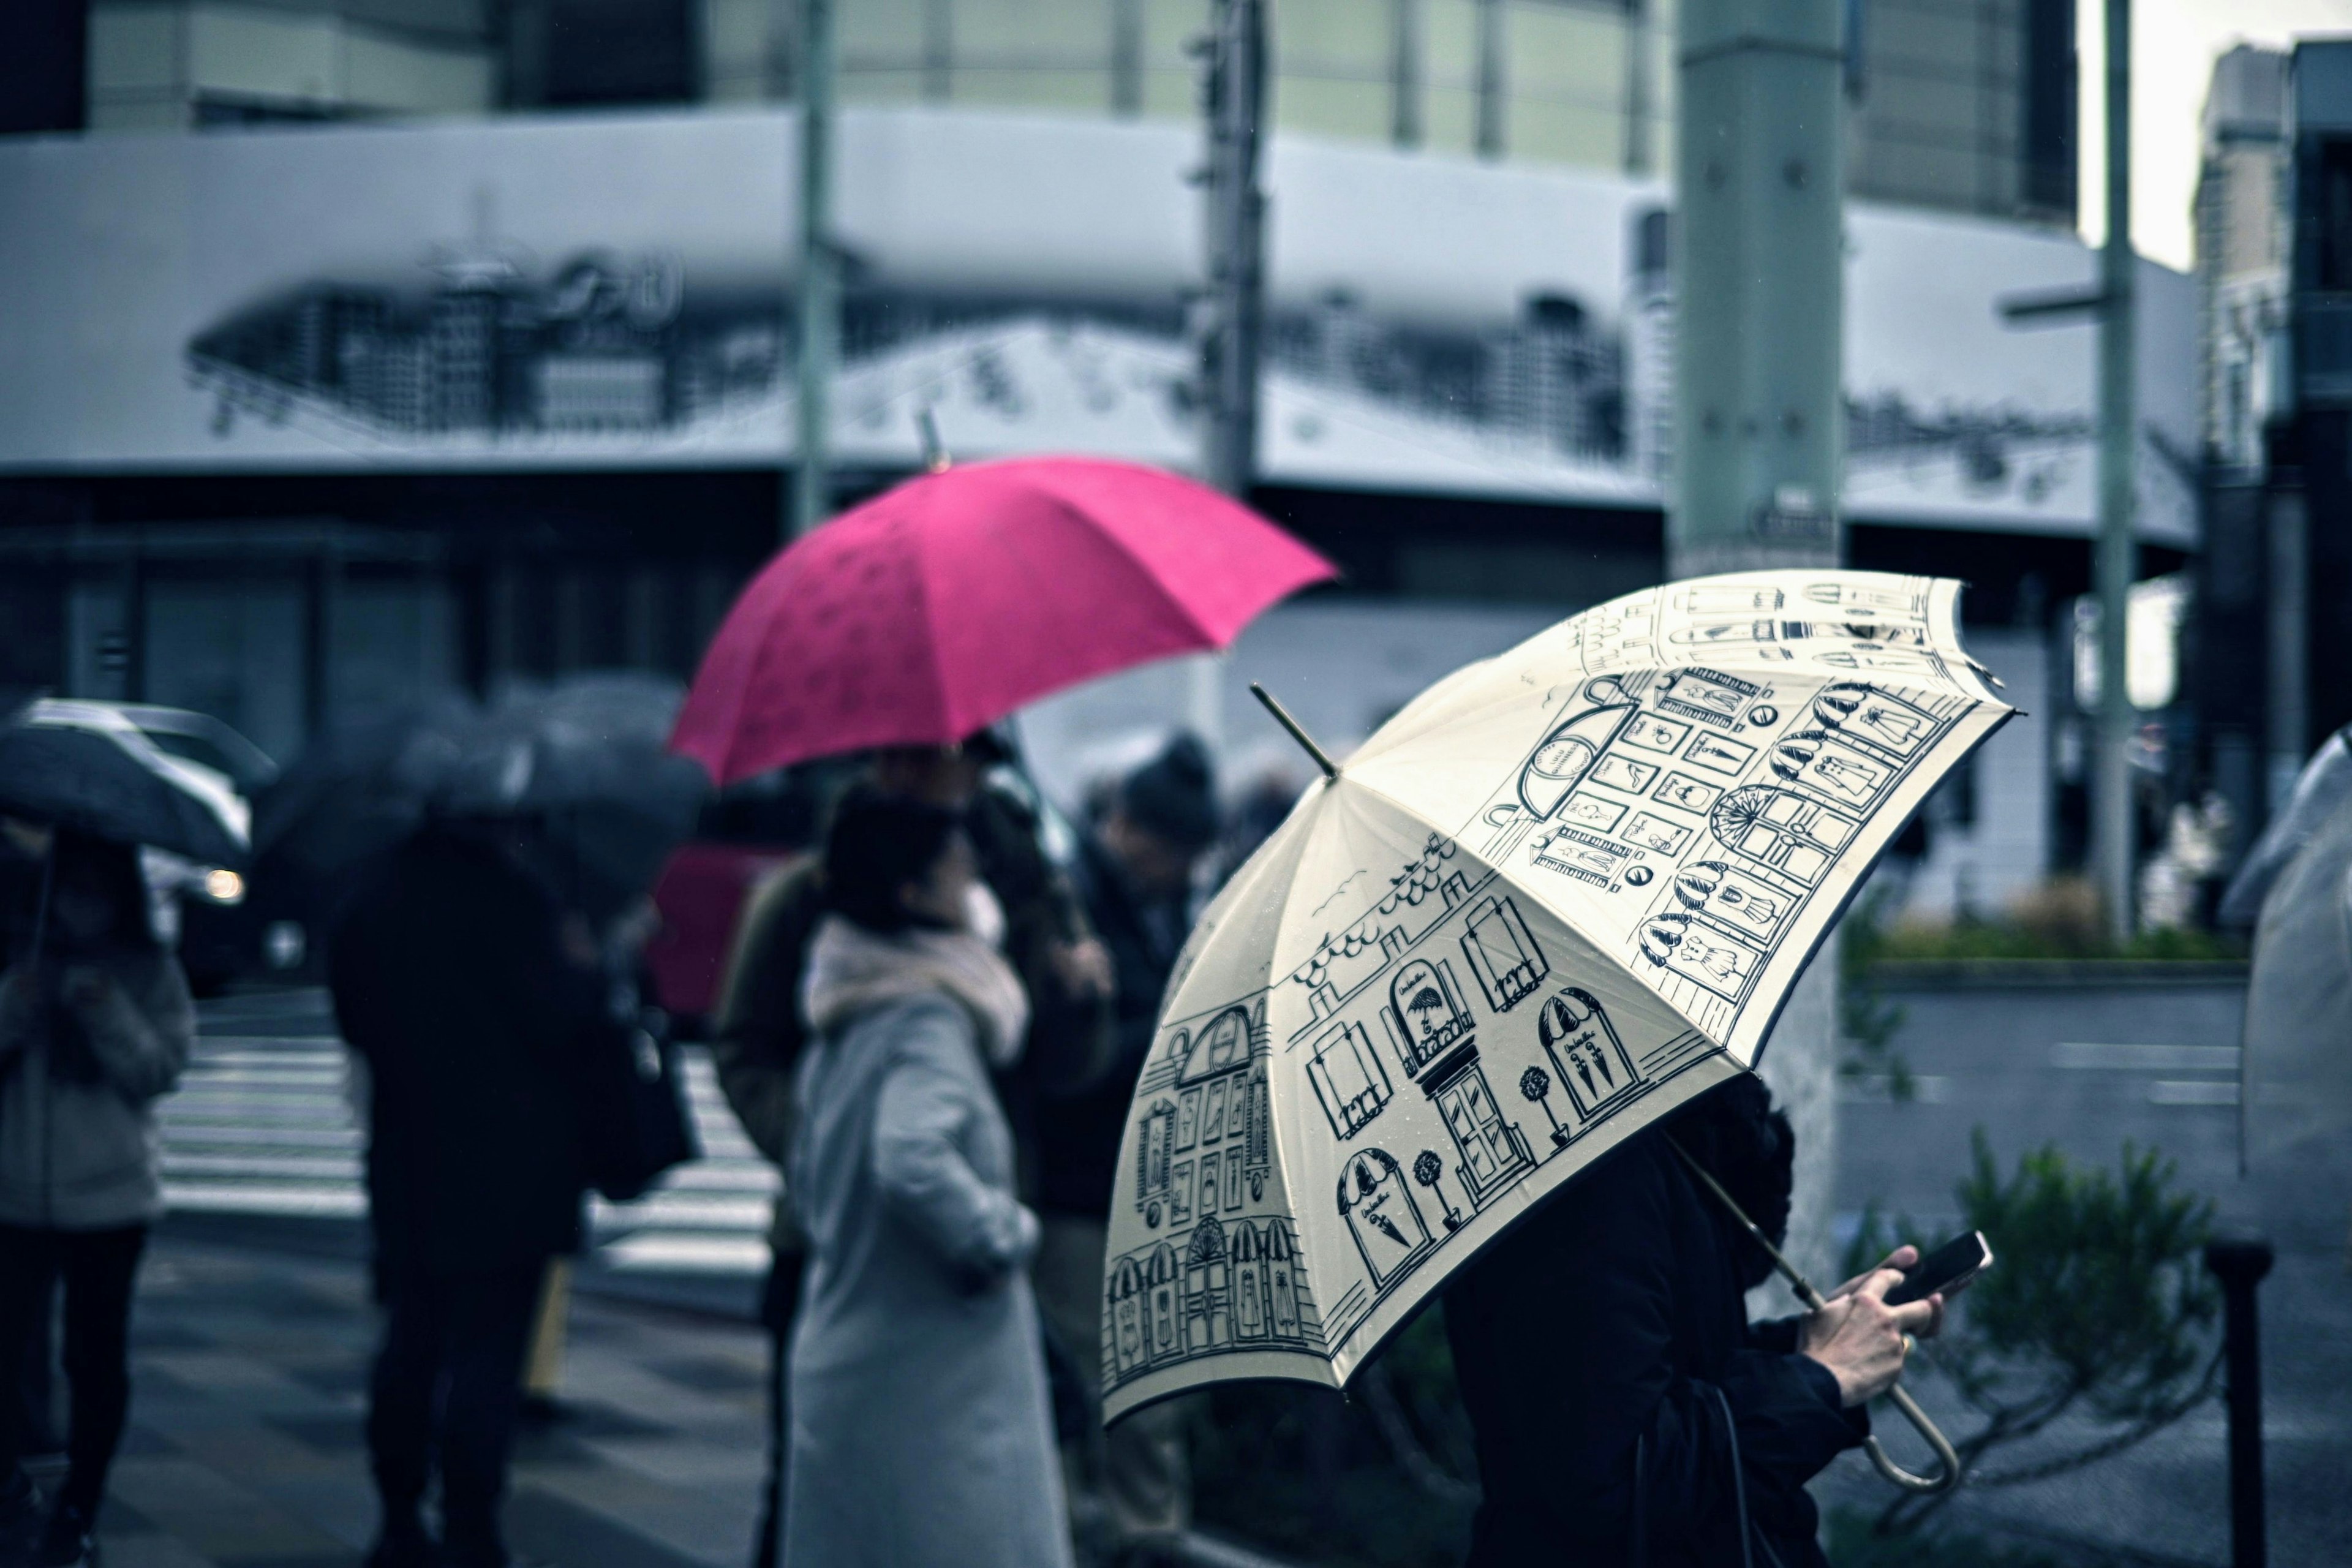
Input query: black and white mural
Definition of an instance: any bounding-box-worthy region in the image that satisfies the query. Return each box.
[0,107,2195,545]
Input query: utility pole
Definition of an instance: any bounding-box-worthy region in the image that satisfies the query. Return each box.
[2094,0,2138,942]
[1671,0,1846,1289]
[1200,0,1265,501]
[1192,0,1267,753]
[790,0,837,538]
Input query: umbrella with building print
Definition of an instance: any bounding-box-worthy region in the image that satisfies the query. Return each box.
[1096,570,2011,1428]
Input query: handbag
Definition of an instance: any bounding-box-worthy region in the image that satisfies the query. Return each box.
[581,984,699,1202]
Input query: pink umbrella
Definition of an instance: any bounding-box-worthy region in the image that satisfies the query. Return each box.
[669,456,1337,785]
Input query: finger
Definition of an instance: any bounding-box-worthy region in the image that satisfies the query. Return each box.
[1880,1245,1920,1272]
[1855,1267,1909,1302]
[1826,1265,1880,1300]
[1920,1293,1947,1340]
[1887,1297,1939,1333]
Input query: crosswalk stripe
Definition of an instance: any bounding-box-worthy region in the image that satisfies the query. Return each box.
[168,990,779,1279]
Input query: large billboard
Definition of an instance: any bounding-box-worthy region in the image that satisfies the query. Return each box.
[0,106,2195,543]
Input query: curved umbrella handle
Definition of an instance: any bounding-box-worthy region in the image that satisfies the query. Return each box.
[1865,1383,1961,1493]
[1666,1137,1964,1496]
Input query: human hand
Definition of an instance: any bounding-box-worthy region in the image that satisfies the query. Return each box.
[1826,1243,1951,1338]
[1802,1246,1942,1407]
[1049,937,1115,1002]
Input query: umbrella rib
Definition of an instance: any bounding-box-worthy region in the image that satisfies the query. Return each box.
[1030,489,1229,647]
[1325,770,1722,1052]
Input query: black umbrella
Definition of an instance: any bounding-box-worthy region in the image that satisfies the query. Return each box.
[449,674,709,918]
[0,703,249,865]
[255,675,706,924]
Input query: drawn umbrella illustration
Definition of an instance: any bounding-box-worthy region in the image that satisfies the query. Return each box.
[1101,570,2010,1425]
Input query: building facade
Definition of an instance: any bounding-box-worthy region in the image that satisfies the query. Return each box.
[64,0,2071,225]
[2190,40,2352,862]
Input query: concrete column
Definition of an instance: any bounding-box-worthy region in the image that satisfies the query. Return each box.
[1673,0,1848,1290]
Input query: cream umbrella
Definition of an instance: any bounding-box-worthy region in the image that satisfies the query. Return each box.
[1098,570,2011,1426]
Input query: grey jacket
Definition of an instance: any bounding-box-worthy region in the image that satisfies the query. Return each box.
[0,952,194,1230]
[782,994,1071,1568]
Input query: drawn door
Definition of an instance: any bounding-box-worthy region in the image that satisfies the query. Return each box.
[1436,1069,1526,1200]
[1147,1244,1180,1362]
[1233,1226,1267,1341]
[1339,1150,1433,1289]
[1185,1221,1232,1351]
[1268,1224,1303,1338]
[1110,1260,1146,1377]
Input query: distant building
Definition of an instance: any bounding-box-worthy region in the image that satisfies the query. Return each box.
[66,0,2070,227]
[2189,39,2352,865]
[1845,0,2079,226]
[2198,47,2292,474]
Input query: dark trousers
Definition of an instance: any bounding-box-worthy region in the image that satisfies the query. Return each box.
[750,1250,805,1568]
[0,1222,147,1520]
[11,1254,58,1458]
[368,1263,545,1568]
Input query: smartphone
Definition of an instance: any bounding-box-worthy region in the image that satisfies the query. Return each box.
[1883,1231,1993,1306]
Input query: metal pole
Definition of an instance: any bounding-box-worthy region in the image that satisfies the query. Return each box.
[1200,0,1265,501]
[791,0,837,538]
[1670,0,1847,1291]
[2093,0,2137,941]
[1474,0,1504,159]
[2204,1238,2274,1568]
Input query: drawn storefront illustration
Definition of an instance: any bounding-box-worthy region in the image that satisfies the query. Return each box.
[1107,1000,1325,1391]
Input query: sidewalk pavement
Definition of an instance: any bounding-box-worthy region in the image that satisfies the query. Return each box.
[59,1235,766,1568]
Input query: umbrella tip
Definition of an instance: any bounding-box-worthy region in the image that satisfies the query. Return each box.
[916,407,951,473]
[1250,683,1339,780]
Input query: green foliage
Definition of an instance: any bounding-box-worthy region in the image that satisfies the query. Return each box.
[1849,1133,2222,1534]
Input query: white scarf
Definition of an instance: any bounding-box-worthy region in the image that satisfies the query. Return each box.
[800,899,1031,1069]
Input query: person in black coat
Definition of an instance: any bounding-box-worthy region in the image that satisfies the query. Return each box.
[1444,1076,1944,1568]
[1033,734,1218,1547]
[329,818,613,1568]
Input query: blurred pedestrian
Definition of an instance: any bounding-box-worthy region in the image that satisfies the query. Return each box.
[1034,735,1218,1553]
[0,828,194,1568]
[1211,763,1302,888]
[710,737,1107,1568]
[0,824,63,1477]
[1444,1076,1945,1567]
[328,817,615,1568]
[782,791,1071,1568]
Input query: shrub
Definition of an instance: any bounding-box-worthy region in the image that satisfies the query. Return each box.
[1845,1131,2222,1536]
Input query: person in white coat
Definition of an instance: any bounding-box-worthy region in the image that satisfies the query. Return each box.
[782,790,1072,1568]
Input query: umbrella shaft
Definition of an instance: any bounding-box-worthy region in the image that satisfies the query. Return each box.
[1665,1135,1825,1307]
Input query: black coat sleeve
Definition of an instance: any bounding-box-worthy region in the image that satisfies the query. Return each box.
[1448,1139,1864,1566]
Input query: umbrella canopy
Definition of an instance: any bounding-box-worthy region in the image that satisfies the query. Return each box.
[2237,749,2352,1173]
[669,456,1336,783]
[255,675,706,922]
[0,700,249,865]
[1098,570,2010,1420]
[2219,725,2352,927]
